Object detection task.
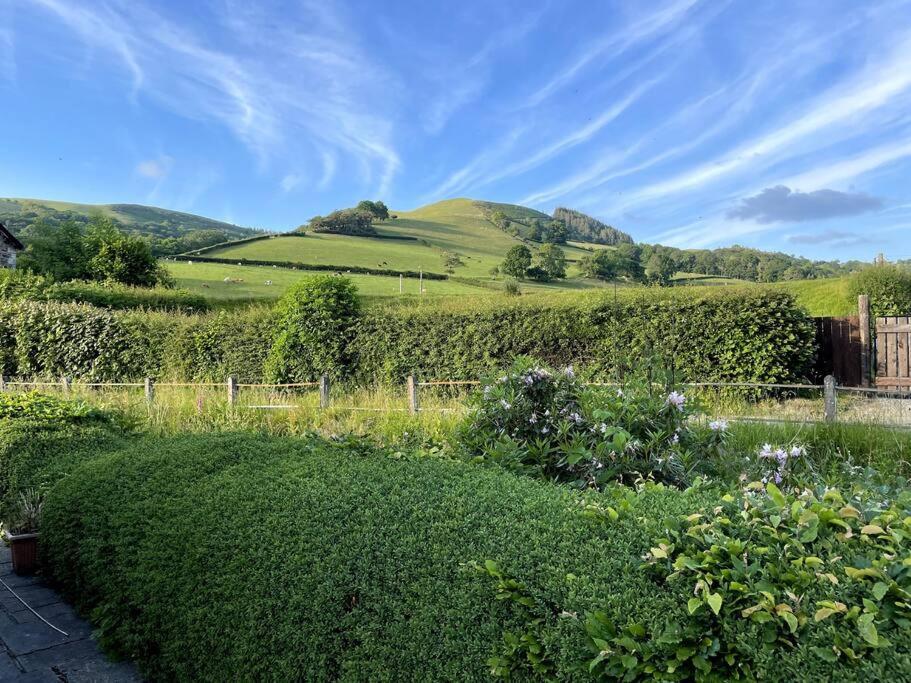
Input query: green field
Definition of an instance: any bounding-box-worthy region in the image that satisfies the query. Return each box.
[201,198,597,279]
[165,260,500,301]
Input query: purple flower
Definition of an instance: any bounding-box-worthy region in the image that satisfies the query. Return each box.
[564,366,575,378]
[500,399,511,410]
[708,419,728,432]
[666,391,686,412]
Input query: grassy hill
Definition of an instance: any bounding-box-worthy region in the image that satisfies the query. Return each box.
[197,198,599,280]
[0,198,258,240]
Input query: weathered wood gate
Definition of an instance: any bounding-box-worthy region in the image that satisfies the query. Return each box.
[875,316,911,389]
[814,316,863,386]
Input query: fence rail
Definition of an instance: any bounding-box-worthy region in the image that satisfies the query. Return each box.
[3,372,900,425]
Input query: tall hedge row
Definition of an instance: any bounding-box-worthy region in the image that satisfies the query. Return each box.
[351,290,816,383]
[0,289,816,383]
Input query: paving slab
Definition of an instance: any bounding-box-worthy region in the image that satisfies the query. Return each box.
[0,546,140,681]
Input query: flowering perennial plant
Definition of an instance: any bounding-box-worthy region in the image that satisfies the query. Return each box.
[460,358,726,488]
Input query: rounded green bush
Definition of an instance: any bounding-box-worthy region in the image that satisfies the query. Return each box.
[40,433,706,681]
[849,264,911,319]
[264,275,360,382]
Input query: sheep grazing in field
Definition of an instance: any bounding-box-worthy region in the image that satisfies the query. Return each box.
[265,280,273,286]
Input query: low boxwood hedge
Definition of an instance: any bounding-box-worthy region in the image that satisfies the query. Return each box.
[35,432,911,681]
[39,433,707,680]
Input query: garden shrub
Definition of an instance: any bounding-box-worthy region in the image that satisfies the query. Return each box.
[0,414,124,521]
[39,431,714,681]
[459,358,726,488]
[1,300,157,380]
[264,275,361,382]
[34,431,911,681]
[849,265,911,319]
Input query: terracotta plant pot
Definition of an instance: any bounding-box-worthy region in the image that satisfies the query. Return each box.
[6,532,39,575]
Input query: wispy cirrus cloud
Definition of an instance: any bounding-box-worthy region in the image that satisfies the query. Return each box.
[787,229,867,246]
[607,29,911,216]
[30,0,400,196]
[522,0,700,108]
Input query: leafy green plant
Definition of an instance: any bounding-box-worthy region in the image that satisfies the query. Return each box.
[0,391,103,422]
[849,264,911,319]
[264,275,361,382]
[459,358,725,488]
[4,488,44,535]
[633,482,911,679]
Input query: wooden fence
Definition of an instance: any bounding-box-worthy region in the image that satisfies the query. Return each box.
[0,373,863,424]
[875,315,911,389]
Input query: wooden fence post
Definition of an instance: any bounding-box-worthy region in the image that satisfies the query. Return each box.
[319,374,330,409]
[858,294,871,387]
[823,375,837,422]
[0,375,6,392]
[227,375,238,407]
[144,377,155,404]
[61,376,72,393]
[407,375,419,414]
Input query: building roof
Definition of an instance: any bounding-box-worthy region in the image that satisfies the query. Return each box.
[0,223,23,251]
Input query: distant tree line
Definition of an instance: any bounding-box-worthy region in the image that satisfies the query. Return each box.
[552,207,633,245]
[489,210,569,244]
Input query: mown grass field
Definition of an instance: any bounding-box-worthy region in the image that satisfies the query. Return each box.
[200,198,598,279]
[164,260,499,301]
[166,258,853,317]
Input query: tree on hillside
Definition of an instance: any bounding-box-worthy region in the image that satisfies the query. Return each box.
[441,251,464,274]
[615,242,645,281]
[87,217,170,287]
[17,220,89,281]
[356,200,390,221]
[552,207,633,245]
[536,244,566,280]
[580,249,618,281]
[645,250,677,286]
[309,209,377,235]
[501,245,532,279]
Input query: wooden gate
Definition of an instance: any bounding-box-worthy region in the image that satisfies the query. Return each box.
[875,316,911,389]
[815,316,863,386]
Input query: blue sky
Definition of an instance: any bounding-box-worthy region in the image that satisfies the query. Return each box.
[2,0,911,261]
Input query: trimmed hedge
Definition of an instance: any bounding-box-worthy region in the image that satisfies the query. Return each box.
[0,289,816,384]
[351,289,817,384]
[39,433,708,680]
[32,433,911,680]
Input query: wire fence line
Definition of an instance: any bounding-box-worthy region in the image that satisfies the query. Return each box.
[4,373,911,426]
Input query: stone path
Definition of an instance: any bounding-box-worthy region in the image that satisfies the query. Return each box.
[0,547,139,682]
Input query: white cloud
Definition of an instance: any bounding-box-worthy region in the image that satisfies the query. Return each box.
[280,173,303,193]
[135,156,172,180]
[318,151,337,191]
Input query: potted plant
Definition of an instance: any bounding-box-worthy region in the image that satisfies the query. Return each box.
[4,489,44,575]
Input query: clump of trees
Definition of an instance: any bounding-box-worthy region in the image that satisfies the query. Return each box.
[356,200,390,221]
[553,207,633,245]
[580,244,644,282]
[500,244,566,282]
[17,215,172,287]
[306,199,391,236]
[308,209,377,236]
[488,210,568,244]
[441,251,465,274]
